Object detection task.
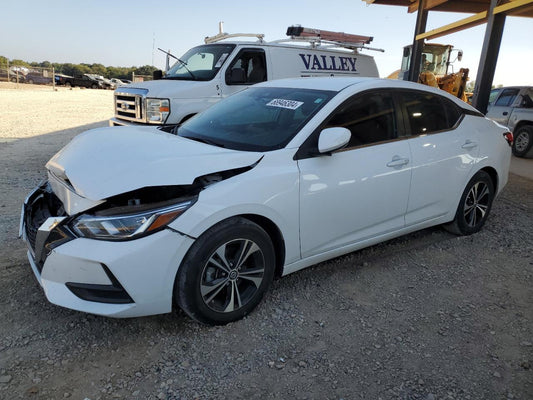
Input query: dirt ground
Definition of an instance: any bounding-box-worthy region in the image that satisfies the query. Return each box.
[0,83,532,400]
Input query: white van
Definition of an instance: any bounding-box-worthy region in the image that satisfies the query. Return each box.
[110,26,381,127]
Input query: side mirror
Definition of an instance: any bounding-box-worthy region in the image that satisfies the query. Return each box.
[457,50,463,62]
[153,70,163,80]
[318,127,351,154]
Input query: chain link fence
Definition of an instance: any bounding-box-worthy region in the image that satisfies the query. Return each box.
[0,63,55,86]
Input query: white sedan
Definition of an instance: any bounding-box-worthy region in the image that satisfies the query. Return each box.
[21,77,512,325]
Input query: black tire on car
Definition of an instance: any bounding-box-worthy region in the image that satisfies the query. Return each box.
[444,170,495,236]
[512,125,533,157]
[65,81,72,87]
[28,79,34,85]
[175,217,275,325]
[91,83,98,89]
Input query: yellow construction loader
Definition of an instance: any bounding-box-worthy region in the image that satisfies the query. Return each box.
[388,43,469,102]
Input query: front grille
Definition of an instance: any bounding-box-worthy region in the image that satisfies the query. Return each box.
[24,183,70,271]
[114,88,148,123]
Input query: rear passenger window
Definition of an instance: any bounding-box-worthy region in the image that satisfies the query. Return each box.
[401,91,459,135]
[494,88,520,107]
[325,92,396,148]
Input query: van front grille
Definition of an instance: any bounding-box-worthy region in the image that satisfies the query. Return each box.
[113,88,148,123]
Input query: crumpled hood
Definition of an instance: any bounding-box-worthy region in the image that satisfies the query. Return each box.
[46,126,262,202]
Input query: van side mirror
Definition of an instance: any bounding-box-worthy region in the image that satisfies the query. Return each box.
[153,70,163,80]
[403,47,410,58]
[318,127,351,154]
[457,50,463,62]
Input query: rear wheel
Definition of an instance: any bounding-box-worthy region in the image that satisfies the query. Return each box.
[175,217,275,325]
[444,171,494,235]
[65,81,72,87]
[512,125,533,157]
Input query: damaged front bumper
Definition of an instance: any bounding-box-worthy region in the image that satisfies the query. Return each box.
[20,181,195,318]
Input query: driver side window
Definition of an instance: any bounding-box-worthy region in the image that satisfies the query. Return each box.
[226,50,267,85]
[325,92,397,149]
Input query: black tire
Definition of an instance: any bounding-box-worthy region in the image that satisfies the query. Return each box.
[28,79,34,85]
[91,83,98,89]
[175,217,275,325]
[65,81,72,87]
[444,171,494,235]
[512,125,533,158]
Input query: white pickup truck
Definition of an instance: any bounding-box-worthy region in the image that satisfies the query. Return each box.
[486,86,533,157]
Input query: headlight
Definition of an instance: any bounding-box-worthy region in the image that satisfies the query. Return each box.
[71,200,193,240]
[146,98,170,124]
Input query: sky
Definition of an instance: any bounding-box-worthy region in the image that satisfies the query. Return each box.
[1,0,532,86]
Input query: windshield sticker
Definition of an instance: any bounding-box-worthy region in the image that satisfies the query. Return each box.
[214,53,229,68]
[266,99,304,110]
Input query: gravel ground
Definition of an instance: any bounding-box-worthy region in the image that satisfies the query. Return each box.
[0,83,532,400]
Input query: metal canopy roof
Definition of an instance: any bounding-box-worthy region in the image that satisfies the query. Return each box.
[364,0,533,114]
[365,0,533,40]
[365,0,533,16]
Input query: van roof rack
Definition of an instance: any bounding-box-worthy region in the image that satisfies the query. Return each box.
[205,32,265,44]
[203,23,383,52]
[283,25,384,52]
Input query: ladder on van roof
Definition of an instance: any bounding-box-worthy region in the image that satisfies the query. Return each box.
[204,24,383,52]
[284,25,383,52]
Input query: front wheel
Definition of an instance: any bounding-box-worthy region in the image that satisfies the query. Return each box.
[512,125,533,157]
[175,217,275,325]
[444,171,494,235]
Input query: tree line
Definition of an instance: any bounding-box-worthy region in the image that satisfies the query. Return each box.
[0,56,157,79]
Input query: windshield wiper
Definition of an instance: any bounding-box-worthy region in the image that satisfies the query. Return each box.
[158,48,196,80]
[185,136,226,148]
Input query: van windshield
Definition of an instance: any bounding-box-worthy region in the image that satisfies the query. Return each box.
[177,86,335,151]
[164,44,236,81]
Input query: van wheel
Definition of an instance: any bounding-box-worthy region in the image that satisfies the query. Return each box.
[444,171,494,235]
[175,217,275,325]
[512,125,533,157]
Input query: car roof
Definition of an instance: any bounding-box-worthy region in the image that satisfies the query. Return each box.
[255,77,479,112]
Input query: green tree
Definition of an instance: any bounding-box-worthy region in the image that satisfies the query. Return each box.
[10,59,30,68]
[134,65,157,76]
[71,64,91,76]
[90,63,107,76]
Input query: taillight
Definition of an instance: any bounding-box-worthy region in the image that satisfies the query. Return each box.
[503,131,513,146]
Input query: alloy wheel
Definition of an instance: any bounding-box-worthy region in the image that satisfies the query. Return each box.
[514,131,530,153]
[463,181,490,228]
[200,238,265,313]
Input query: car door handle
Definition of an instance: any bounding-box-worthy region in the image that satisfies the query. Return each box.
[386,156,409,168]
[503,111,508,115]
[461,140,478,150]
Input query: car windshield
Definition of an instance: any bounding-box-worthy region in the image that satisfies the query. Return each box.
[177,86,335,151]
[164,44,236,81]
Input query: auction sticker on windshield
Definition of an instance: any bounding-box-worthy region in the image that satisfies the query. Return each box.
[266,99,304,110]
